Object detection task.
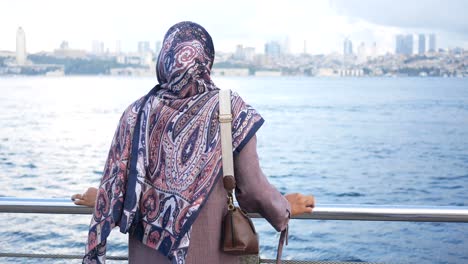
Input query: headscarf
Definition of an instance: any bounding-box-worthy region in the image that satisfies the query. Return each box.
[83,21,264,264]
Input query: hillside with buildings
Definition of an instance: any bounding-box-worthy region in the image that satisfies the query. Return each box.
[1,27,466,77]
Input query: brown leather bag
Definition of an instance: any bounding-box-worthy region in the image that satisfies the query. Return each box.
[219,90,259,255]
[221,176,259,254]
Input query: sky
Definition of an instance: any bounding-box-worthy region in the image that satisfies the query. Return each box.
[1,0,467,55]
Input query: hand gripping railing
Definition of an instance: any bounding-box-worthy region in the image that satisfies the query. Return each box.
[1,197,468,263]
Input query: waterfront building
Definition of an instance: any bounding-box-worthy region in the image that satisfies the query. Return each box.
[343,38,353,55]
[16,27,26,66]
[211,68,249,76]
[429,34,436,53]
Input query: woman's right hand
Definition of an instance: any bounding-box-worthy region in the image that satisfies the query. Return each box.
[285,193,315,216]
[71,187,98,207]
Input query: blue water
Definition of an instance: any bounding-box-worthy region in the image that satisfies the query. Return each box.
[0,77,467,263]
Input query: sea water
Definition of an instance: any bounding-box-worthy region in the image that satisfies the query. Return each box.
[0,76,467,263]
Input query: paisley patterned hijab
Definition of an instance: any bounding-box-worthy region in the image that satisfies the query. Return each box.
[84,21,264,264]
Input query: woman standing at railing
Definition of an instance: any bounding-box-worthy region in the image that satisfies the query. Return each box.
[72,21,314,264]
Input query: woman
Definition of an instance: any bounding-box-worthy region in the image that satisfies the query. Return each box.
[72,21,314,264]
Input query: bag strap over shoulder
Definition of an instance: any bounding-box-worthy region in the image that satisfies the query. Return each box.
[218,89,286,263]
[219,89,236,192]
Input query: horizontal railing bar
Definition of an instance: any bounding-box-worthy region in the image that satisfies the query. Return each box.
[0,252,127,260]
[0,252,382,264]
[1,197,468,223]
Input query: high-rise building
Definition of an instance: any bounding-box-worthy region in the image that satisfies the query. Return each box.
[92,40,105,54]
[115,40,122,54]
[343,38,353,55]
[418,34,426,55]
[357,42,367,63]
[16,27,27,66]
[395,35,404,54]
[282,37,291,55]
[303,40,307,54]
[265,41,281,59]
[243,47,255,62]
[370,42,377,58]
[234,45,245,60]
[138,41,151,54]
[395,34,413,55]
[429,34,436,53]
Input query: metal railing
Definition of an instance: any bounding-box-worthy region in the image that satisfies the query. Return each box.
[1,197,468,222]
[1,197,468,263]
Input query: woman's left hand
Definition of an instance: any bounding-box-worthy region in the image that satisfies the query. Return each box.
[71,187,98,207]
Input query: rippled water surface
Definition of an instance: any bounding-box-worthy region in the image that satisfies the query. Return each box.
[0,77,467,263]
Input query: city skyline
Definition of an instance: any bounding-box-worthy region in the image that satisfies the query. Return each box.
[0,0,467,55]
[1,26,457,58]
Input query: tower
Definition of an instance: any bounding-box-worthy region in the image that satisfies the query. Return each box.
[16,27,27,66]
[418,34,426,55]
[265,41,281,59]
[343,38,353,55]
[395,34,413,55]
[115,40,122,54]
[429,34,436,53]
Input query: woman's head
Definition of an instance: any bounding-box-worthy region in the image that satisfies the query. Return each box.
[156,21,216,97]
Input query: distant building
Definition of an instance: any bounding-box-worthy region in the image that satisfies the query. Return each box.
[211,68,249,77]
[418,34,426,55]
[357,42,366,63]
[155,41,162,55]
[233,45,255,62]
[54,41,87,58]
[370,42,377,58]
[282,37,291,55]
[138,41,151,54]
[92,40,105,55]
[429,34,436,53]
[395,34,413,55]
[115,40,122,54]
[234,44,245,60]
[243,47,255,62]
[265,41,281,59]
[303,40,307,54]
[60,41,69,50]
[16,27,27,65]
[343,38,353,55]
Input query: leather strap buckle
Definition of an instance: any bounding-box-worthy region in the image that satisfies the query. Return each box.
[219,114,232,123]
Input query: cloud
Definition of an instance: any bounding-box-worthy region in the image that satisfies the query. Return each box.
[330,0,468,35]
